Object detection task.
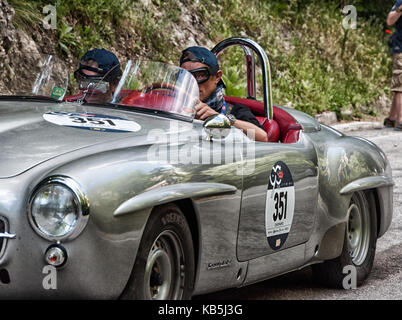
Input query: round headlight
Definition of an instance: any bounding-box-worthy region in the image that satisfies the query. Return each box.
[29,177,89,241]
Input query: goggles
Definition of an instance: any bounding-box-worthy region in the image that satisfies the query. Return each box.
[74,69,109,94]
[78,78,109,94]
[188,67,213,84]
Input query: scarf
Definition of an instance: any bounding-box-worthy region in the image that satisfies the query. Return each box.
[204,84,227,114]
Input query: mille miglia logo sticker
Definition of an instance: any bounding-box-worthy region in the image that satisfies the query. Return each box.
[265,161,295,251]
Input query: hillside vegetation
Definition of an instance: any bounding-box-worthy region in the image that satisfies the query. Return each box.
[2,0,397,120]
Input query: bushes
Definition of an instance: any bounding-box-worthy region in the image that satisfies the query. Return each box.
[199,0,393,118]
[54,0,132,57]
[9,0,131,57]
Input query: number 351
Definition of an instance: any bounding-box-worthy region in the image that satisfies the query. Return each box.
[273,191,288,222]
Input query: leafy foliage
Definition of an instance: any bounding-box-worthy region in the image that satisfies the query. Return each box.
[198,0,393,118]
[56,21,78,55]
[20,0,132,57]
[7,0,395,118]
[8,0,42,29]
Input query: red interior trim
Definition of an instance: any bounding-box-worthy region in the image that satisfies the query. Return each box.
[224,96,301,143]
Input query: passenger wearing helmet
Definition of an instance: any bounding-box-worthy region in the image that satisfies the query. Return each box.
[73,48,122,104]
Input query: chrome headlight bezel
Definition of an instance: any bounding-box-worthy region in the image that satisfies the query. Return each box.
[28,176,90,241]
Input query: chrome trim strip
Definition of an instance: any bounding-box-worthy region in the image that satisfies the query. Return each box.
[339,176,394,195]
[27,176,90,242]
[114,182,237,217]
[0,217,11,259]
[0,232,16,239]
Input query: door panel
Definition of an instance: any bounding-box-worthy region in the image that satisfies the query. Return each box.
[237,133,318,261]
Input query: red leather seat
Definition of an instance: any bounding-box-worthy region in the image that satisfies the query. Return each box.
[256,117,280,142]
[64,94,83,102]
[282,126,302,144]
[224,96,301,143]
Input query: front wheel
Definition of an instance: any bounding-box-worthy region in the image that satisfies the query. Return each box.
[121,204,195,300]
[312,191,377,288]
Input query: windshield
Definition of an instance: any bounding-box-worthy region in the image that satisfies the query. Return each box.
[0,54,69,101]
[32,55,69,101]
[0,53,115,103]
[1,56,199,119]
[110,61,199,119]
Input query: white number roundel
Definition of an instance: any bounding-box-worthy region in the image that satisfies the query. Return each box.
[43,112,142,133]
[265,161,295,250]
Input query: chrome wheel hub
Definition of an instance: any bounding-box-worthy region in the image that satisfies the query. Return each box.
[144,230,185,300]
[346,196,370,266]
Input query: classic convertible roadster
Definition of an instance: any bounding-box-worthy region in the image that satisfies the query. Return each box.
[0,38,393,299]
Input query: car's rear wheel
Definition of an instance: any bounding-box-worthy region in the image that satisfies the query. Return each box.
[312,190,377,288]
[121,204,195,300]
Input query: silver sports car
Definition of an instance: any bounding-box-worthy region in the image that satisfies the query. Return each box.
[0,38,393,299]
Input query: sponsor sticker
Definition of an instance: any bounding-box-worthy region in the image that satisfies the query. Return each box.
[43,111,142,133]
[265,161,295,250]
[50,86,66,101]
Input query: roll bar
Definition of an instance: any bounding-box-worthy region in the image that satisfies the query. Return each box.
[211,37,274,120]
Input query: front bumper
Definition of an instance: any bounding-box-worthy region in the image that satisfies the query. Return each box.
[0,179,141,299]
[0,219,133,299]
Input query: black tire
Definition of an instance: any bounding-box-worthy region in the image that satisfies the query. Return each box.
[312,191,377,288]
[120,204,195,300]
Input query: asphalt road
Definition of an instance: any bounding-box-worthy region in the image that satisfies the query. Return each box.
[196,125,402,300]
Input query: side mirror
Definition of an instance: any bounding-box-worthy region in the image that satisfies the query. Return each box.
[203,113,231,140]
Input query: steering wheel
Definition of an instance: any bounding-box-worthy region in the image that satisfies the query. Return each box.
[142,82,198,113]
[142,82,181,95]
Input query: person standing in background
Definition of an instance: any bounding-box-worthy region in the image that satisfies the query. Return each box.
[386,1,402,129]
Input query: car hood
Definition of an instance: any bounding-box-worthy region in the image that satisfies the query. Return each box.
[0,99,192,178]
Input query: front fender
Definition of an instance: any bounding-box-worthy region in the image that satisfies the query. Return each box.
[113,183,237,216]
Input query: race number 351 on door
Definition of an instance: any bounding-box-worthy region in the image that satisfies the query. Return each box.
[265,161,295,250]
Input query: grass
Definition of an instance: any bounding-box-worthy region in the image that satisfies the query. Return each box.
[7,0,43,30]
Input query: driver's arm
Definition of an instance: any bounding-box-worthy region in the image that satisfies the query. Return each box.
[232,119,269,142]
[195,102,268,142]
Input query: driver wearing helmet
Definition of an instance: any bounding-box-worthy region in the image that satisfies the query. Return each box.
[72,48,122,103]
[179,46,268,142]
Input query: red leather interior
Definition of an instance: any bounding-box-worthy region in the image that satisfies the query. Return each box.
[256,117,281,142]
[283,129,301,144]
[120,91,176,112]
[64,94,83,102]
[224,96,301,143]
[64,91,301,143]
